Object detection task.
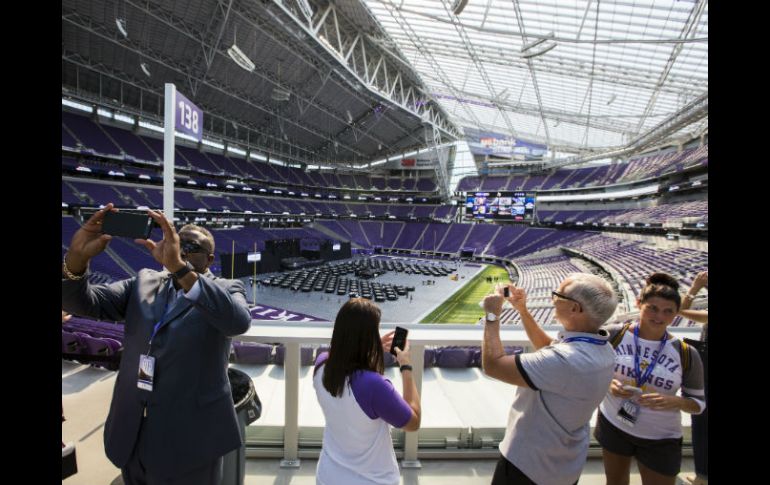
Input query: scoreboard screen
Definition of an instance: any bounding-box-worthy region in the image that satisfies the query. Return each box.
[465,191,536,221]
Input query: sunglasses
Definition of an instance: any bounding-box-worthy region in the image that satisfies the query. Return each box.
[180,240,210,255]
[552,290,582,311]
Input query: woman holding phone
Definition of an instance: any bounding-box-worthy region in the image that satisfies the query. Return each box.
[596,273,706,485]
[313,298,421,485]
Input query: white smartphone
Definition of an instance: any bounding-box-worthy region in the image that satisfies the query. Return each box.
[621,384,643,394]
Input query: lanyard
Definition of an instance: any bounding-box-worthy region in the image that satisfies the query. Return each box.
[632,324,668,388]
[146,303,169,354]
[562,336,607,345]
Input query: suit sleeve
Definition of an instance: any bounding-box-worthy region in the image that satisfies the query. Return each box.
[62,274,134,322]
[192,277,252,336]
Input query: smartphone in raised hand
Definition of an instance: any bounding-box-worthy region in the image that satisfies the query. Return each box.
[101,211,155,239]
[390,326,409,356]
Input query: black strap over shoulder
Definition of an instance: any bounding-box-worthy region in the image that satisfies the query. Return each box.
[679,340,690,374]
[683,337,707,356]
[610,322,632,348]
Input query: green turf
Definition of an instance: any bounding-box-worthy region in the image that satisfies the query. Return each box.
[420,265,510,324]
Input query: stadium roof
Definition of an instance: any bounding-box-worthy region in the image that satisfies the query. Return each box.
[62,0,459,169]
[359,0,708,155]
[62,0,707,170]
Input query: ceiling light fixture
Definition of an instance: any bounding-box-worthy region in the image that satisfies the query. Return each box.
[521,42,557,59]
[452,0,470,15]
[228,44,255,72]
[116,18,128,38]
[270,88,291,101]
[521,32,554,52]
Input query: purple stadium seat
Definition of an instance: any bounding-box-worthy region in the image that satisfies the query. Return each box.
[233,342,272,365]
[436,347,474,368]
[78,334,122,369]
[80,335,111,356]
[424,348,436,368]
[471,348,482,367]
[102,338,123,355]
[471,345,521,367]
[383,352,398,367]
[61,331,84,354]
[316,345,330,361]
[274,345,314,366]
[504,346,523,356]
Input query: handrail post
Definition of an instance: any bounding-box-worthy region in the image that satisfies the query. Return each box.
[280,342,301,468]
[402,343,424,469]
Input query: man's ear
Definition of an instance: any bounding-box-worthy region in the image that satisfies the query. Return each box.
[207,254,215,266]
[573,302,582,313]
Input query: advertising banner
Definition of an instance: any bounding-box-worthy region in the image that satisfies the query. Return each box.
[465,127,546,160]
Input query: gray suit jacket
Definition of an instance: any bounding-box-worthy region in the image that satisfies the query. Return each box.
[62,268,252,478]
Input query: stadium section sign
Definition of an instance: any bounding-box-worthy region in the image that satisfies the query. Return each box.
[175,91,203,141]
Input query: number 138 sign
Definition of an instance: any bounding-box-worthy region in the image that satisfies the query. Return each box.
[175,91,203,141]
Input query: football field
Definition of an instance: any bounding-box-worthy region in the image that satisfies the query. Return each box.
[420,265,511,324]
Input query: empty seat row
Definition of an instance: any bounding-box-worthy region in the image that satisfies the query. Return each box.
[231,342,523,368]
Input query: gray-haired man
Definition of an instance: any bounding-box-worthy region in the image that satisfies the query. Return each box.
[481,273,618,485]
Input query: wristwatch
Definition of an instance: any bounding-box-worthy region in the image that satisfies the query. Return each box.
[170,261,194,280]
[486,312,499,323]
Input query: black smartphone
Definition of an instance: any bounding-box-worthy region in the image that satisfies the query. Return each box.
[504,287,510,297]
[390,326,408,356]
[101,211,154,239]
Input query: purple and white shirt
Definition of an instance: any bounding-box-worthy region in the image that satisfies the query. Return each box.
[313,352,412,485]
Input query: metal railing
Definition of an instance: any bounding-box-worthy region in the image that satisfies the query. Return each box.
[236,320,701,468]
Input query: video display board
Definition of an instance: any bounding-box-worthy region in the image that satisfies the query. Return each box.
[465,191,536,221]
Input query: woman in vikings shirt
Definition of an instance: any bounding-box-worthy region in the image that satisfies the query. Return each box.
[596,273,705,485]
[313,298,421,485]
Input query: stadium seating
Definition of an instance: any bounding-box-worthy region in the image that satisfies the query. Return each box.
[536,201,707,226]
[232,342,273,365]
[458,145,708,192]
[62,111,439,196]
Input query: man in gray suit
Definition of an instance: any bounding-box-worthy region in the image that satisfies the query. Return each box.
[62,203,252,485]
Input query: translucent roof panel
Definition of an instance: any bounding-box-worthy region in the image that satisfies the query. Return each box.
[363,0,707,152]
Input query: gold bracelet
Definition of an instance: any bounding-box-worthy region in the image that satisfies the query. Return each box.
[62,255,87,281]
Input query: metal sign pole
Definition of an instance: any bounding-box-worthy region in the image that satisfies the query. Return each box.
[163,83,176,222]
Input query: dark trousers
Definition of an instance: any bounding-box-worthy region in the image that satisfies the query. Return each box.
[691,344,708,477]
[121,418,224,485]
[491,455,579,485]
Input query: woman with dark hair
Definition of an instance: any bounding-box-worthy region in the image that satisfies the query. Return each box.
[596,273,705,485]
[313,298,421,485]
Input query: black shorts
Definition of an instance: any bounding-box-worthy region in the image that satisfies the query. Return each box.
[490,455,579,485]
[594,411,683,477]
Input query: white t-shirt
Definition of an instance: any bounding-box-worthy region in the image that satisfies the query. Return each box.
[313,354,412,485]
[599,323,705,440]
